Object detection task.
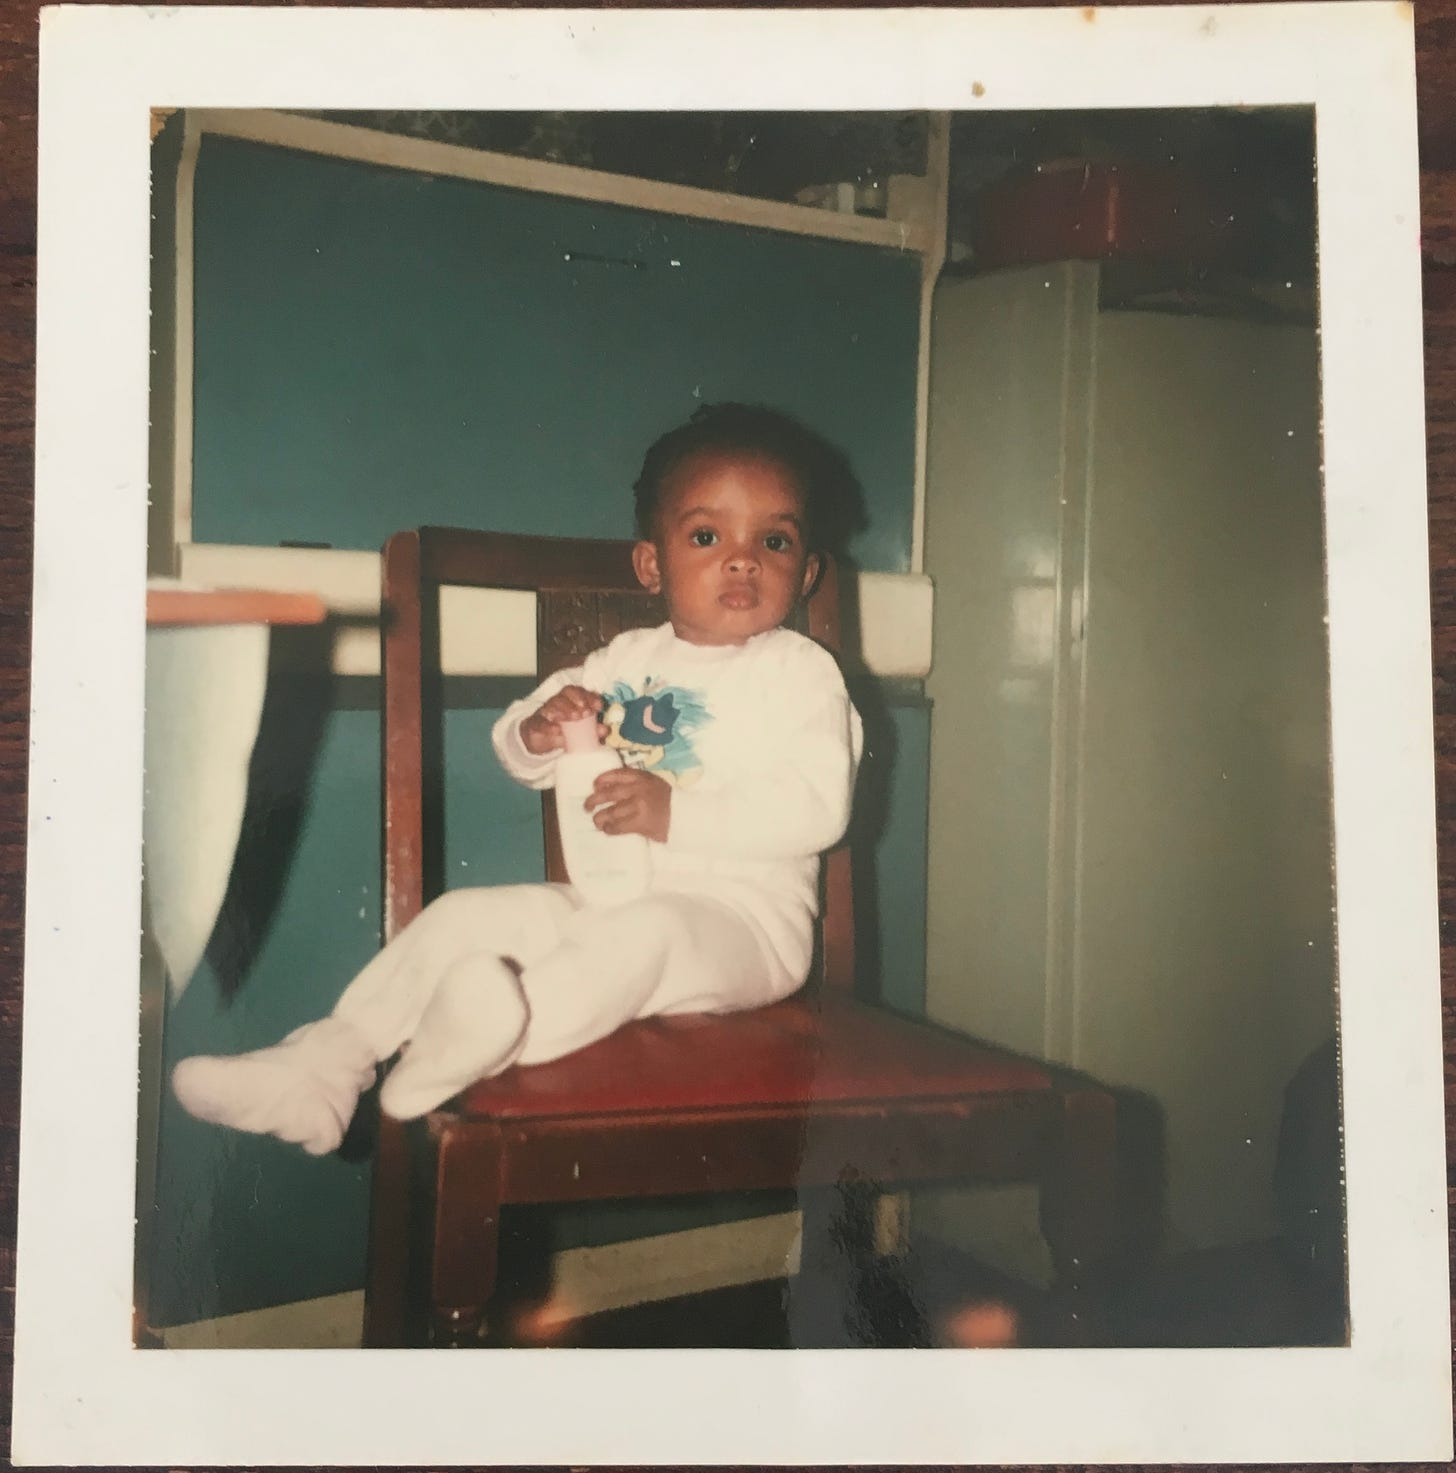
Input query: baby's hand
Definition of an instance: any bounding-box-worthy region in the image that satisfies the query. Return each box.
[585,768,671,844]
[520,685,603,756]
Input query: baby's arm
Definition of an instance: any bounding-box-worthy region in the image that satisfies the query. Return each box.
[493,665,603,788]
[667,644,862,861]
[519,685,603,755]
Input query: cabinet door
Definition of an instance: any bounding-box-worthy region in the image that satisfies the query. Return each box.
[1076,311,1333,1249]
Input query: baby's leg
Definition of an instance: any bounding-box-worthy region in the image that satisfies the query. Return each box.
[373,952,529,1119]
[514,894,790,1068]
[171,1016,377,1156]
[334,884,578,1057]
[172,884,578,1149]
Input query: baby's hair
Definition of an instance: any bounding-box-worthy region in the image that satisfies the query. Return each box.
[632,403,865,556]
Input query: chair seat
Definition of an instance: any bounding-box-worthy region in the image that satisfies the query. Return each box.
[453,994,1053,1120]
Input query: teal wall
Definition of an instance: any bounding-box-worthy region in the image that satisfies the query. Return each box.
[151,128,928,1323]
[191,135,919,570]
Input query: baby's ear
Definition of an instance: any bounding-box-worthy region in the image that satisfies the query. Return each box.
[800,552,823,599]
[632,540,663,594]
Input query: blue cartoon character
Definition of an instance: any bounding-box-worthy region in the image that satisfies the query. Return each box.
[603,679,708,787]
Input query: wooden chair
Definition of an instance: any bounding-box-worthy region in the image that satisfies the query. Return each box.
[364,525,1117,1347]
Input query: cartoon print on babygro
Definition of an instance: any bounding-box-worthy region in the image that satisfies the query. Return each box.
[602,679,708,787]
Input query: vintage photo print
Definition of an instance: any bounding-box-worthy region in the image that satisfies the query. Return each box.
[14,4,1451,1465]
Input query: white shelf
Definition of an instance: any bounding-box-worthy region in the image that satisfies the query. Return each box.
[190,108,934,255]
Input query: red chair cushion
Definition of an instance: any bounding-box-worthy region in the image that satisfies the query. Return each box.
[454,994,1053,1120]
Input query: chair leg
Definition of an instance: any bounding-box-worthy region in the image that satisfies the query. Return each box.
[1039,1086,1118,1345]
[790,1183,861,1348]
[362,1111,415,1347]
[427,1120,506,1348]
[791,1178,928,1347]
[431,1304,491,1348]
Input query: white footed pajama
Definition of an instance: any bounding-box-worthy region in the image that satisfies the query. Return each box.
[362,883,792,1115]
[172,883,794,1145]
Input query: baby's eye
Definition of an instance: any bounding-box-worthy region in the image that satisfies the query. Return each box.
[764,533,794,553]
[690,528,718,547]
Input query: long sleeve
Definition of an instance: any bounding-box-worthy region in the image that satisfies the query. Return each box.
[490,626,661,788]
[665,641,862,862]
[491,663,588,790]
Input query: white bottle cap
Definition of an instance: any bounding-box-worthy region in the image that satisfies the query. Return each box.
[559,713,602,754]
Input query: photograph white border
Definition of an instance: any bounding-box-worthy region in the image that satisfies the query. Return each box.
[16,3,1451,1463]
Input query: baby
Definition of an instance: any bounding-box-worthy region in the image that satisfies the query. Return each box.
[173,403,865,1153]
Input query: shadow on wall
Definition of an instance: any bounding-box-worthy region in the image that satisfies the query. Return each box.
[844,670,899,1008]
[203,623,337,1002]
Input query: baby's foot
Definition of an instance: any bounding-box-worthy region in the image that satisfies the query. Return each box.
[171,1016,377,1155]
[379,956,529,1119]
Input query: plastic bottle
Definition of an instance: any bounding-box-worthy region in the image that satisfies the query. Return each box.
[553,714,652,906]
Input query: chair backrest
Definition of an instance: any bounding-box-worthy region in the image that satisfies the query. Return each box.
[380,526,855,992]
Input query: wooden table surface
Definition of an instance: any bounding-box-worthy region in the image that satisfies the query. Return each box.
[1,3,1453,1467]
[145,586,329,628]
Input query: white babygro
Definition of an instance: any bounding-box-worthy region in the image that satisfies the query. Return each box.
[172,622,862,1150]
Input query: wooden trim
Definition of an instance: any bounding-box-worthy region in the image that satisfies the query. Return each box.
[367,531,429,1348]
[805,558,854,992]
[420,524,637,591]
[144,587,326,627]
[805,552,841,651]
[911,112,952,574]
[431,1122,506,1326]
[361,1111,413,1349]
[472,1093,1059,1204]
[1038,1086,1120,1287]
[820,846,856,994]
[190,108,932,255]
[380,531,426,941]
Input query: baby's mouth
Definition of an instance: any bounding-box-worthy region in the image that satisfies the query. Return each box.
[718,586,759,611]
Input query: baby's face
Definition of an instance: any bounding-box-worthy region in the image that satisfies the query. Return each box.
[632,451,819,646]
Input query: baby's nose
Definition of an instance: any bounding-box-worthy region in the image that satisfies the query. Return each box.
[725,545,760,572]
